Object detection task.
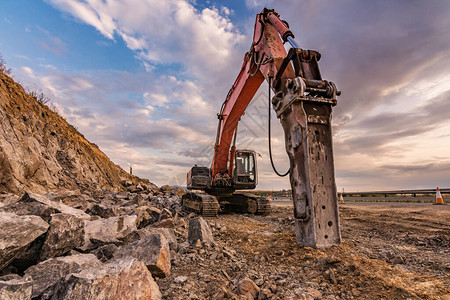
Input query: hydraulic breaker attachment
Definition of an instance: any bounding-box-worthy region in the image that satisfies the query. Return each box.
[271,48,341,248]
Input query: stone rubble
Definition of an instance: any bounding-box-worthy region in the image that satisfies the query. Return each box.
[0,185,185,299]
[1,185,448,299]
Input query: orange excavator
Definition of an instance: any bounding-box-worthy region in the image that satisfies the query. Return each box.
[182,8,341,248]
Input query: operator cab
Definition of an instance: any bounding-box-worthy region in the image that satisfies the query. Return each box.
[233,149,257,189]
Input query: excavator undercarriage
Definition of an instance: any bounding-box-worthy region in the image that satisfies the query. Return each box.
[181,192,220,217]
[181,191,270,217]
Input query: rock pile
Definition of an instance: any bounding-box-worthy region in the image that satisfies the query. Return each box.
[0,184,190,299]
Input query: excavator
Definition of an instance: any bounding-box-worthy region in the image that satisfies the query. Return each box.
[182,8,341,248]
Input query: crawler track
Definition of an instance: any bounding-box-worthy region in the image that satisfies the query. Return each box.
[218,192,271,215]
[182,192,220,217]
[255,196,271,215]
[182,192,271,216]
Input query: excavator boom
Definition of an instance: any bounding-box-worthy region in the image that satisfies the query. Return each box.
[211,10,296,180]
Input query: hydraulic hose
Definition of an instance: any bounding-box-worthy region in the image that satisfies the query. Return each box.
[268,77,290,177]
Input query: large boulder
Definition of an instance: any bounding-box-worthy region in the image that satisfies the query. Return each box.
[0,277,33,300]
[188,217,215,246]
[237,277,260,298]
[90,244,118,262]
[24,254,102,298]
[45,191,94,211]
[85,203,117,218]
[127,194,147,206]
[158,208,172,221]
[0,198,58,223]
[124,227,177,251]
[0,212,49,271]
[41,258,161,300]
[159,185,172,193]
[0,192,90,222]
[152,218,174,228]
[173,187,186,196]
[0,194,20,207]
[85,203,129,219]
[82,215,138,250]
[114,234,171,278]
[132,206,160,228]
[40,213,85,260]
[0,274,22,281]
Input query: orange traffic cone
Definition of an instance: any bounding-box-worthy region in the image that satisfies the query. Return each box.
[339,194,344,204]
[434,187,445,205]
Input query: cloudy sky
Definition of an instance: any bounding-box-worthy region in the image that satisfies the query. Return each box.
[1,0,449,191]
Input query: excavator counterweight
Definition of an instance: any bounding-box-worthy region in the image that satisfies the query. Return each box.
[183,8,341,248]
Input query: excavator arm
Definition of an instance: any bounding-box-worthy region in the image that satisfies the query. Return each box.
[211,9,295,179]
[211,8,341,248]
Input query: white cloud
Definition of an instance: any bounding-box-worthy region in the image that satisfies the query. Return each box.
[46,0,245,80]
[220,6,232,16]
[144,93,169,106]
[21,66,35,78]
[48,0,116,39]
[244,0,273,10]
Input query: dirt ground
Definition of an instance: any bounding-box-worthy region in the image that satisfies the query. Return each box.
[159,202,450,299]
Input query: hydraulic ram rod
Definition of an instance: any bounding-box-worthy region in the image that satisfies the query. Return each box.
[286,36,300,49]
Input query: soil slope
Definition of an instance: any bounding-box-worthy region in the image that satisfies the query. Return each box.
[0,71,150,194]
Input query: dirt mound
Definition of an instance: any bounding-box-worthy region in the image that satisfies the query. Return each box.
[0,71,154,194]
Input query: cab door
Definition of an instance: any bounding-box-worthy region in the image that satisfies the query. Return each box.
[233,150,257,189]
